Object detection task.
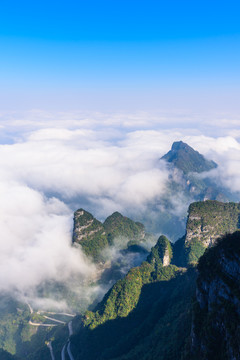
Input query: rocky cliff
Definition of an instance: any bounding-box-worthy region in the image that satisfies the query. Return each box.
[72,209,109,262]
[189,231,240,360]
[186,201,240,247]
[72,209,151,262]
[173,200,240,266]
[161,141,217,174]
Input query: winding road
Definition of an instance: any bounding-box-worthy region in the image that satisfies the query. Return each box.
[27,303,75,359]
[47,341,55,360]
[61,321,75,360]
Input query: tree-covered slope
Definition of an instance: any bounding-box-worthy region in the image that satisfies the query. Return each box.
[72,208,109,262]
[72,209,152,262]
[173,200,240,266]
[83,235,178,330]
[71,268,196,360]
[103,211,146,246]
[70,221,240,360]
[70,234,196,360]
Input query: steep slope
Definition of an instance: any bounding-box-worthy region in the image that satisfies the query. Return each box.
[70,236,195,360]
[150,140,232,239]
[103,211,146,246]
[187,231,240,360]
[83,235,177,330]
[70,212,240,360]
[72,209,152,262]
[73,209,109,262]
[161,141,217,174]
[173,200,240,266]
[10,201,240,360]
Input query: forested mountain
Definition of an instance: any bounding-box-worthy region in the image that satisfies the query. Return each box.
[72,209,153,263]
[145,141,233,239]
[1,200,240,360]
[1,142,240,360]
[68,201,240,360]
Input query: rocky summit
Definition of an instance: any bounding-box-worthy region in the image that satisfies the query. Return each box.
[161,141,217,174]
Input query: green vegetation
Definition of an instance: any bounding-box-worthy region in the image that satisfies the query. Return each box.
[0,295,58,358]
[70,228,240,360]
[0,297,30,355]
[80,233,109,262]
[184,238,205,264]
[184,200,240,265]
[103,212,145,246]
[3,197,240,360]
[187,201,240,236]
[71,267,197,360]
[147,235,173,266]
[73,209,109,262]
[82,236,179,330]
[73,209,152,262]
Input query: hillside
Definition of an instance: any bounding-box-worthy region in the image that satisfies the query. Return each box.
[72,209,152,262]
[2,199,240,360]
[69,202,240,360]
[172,200,240,266]
[70,236,195,360]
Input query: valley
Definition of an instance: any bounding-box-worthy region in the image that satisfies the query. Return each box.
[0,142,240,360]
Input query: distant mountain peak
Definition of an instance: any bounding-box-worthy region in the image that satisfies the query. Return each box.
[161,141,217,174]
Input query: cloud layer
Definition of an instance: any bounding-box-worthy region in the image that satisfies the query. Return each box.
[0,110,239,301]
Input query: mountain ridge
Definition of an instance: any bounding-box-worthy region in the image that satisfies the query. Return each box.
[161,141,217,174]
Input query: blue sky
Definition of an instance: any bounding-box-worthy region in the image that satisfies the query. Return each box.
[0,0,240,112]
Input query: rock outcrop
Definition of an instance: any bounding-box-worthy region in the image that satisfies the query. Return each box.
[73,209,106,243]
[161,141,217,174]
[173,200,240,266]
[189,231,240,360]
[72,209,151,262]
[147,235,172,267]
[185,201,240,247]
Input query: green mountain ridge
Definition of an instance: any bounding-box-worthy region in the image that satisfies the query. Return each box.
[68,201,240,360]
[72,208,153,262]
[1,141,240,360]
[173,200,240,266]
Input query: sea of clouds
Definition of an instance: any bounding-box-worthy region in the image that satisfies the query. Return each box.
[0,110,239,304]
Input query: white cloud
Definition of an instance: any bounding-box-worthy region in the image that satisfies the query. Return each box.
[0,181,95,295]
[0,110,239,301]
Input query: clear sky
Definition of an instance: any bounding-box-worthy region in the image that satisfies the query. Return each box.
[0,0,240,113]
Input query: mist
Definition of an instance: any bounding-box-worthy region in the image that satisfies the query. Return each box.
[0,111,239,309]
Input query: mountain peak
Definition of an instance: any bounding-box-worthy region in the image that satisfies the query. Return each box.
[161,141,217,174]
[171,140,188,150]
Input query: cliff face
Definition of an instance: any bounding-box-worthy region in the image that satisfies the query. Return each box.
[72,209,109,262]
[72,209,151,262]
[73,209,106,243]
[179,200,240,265]
[190,231,240,360]
[186,201,240,247]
